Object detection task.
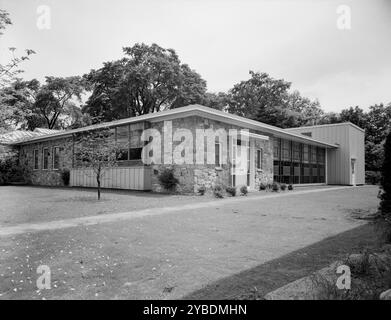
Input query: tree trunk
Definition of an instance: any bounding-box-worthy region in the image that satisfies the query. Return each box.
[97,175,101,200]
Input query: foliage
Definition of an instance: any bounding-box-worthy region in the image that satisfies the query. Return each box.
[158,168,179,191]
[240,185,248,196]
[288,184,293,191]
[213,185,224,198]
[365,171,382,185]
[197,185,206,195]
[61,168,70,186]
[83,43,207,122]
[226,186,237,197]
[259,183,266,191]
[0,157,25,185]
[272,182,279,192]
[75,128,120,199]
[0,77,86,131]
[225,71,323,128]
[379,132,391,241]
[0,9,35,89]
[280,183,287,191]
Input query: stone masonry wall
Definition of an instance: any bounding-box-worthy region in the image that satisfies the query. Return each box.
[149,116,274,194]
[19,137,74,186]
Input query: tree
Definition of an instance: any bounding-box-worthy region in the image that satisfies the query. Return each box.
[202,92,228,110]
[226,71,291,123]
[286,90,324,126]
[0,79,40,131]
[0,9,35,88]
[83,43,207,122]
[339,106,367,129]
[75,129,120,200]
[379,131,391,241]
[33,76,85,129]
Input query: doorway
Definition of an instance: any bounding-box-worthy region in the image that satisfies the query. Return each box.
[351,158,356,186]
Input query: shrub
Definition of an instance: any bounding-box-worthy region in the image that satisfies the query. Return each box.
[213,185,224,198]
[198,185,206,195]
[226,186,237,197]
[272,182,279,192]
[61,168,70,186]
[379,132,391,242]
[259,183,266,191]
[280,183,287,191]
[240,185,248,196]
[0,158,25,185]
[158,168,179,190]
[288,184,293,191]
[365,171,382,185]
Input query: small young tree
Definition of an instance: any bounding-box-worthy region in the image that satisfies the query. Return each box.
[379,131,391,241]
[75,128,120,200]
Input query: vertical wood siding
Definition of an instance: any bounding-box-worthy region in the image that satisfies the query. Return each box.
[70,166,152,190]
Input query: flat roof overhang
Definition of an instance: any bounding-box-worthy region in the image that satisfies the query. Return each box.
[12,105,339,149]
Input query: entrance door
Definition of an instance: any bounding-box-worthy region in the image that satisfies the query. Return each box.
[351,158,356,186]
[232,138,250,187]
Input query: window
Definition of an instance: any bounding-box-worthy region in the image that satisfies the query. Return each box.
[256,149,263,170]
[302,132,312,137]
[129,148,142,160]
[281,139,291,161]
[215,142,221,167]
[303,144,309,163]
[293,142,301,162]
[42,148,49,170]
[116,125,130,161]
[34,149,39,170]
[52,147,60,170]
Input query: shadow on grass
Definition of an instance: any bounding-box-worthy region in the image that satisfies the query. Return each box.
[183,223,382,300]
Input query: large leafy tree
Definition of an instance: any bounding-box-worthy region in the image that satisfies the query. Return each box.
[33,76,85,129]
[83,43,207,122]
[226,71,291,122]
[1,76,86,130]
[225,71,322,128]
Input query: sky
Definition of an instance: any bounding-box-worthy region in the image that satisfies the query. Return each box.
[1,0,390,112]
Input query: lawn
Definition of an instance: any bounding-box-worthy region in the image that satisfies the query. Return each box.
[0,185,381,299]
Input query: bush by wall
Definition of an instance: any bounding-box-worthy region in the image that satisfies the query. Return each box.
[158,168,179,191]
[61,169,71,186]
[0,158,25,185]
[240,185,248,196]
[226,186,237,197]
[272,182,279,192]
[213,185,224,198]
[280,183,287,191]
[365,171,382,185]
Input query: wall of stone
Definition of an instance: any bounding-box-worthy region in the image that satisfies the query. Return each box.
[148,116,274,194]
[253,135,274,190]
[19,137,74,186]
[0,143,18,162]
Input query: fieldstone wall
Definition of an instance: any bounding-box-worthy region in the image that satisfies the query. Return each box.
[253,136,274,190]
[19,137,74,186]
[149,116,274,194]
[0,143,18,162]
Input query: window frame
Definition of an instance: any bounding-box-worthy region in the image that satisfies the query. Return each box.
[52,146,60,170]
[33,149,39,170]
[215,141,222,168]
[256,148,263,170]
[42,147,49,170]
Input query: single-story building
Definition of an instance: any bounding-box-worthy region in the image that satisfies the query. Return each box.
[1,105,365,193]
